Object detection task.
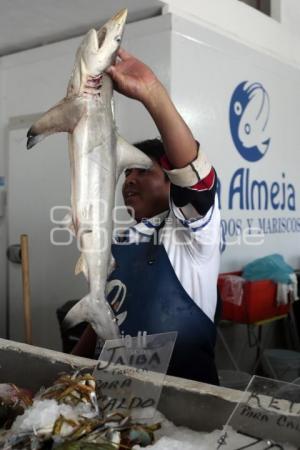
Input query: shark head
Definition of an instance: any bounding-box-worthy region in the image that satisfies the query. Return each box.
[70,9,128,87]
[95,8,128,72]
[26,10,127,149]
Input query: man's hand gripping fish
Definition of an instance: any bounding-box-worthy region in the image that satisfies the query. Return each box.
[26,10,152,343]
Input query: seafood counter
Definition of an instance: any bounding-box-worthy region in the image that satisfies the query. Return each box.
[1,372,161,449]
[1,339,299,449]
[0,338,240,449]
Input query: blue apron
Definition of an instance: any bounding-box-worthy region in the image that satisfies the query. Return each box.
[106,223,219,385]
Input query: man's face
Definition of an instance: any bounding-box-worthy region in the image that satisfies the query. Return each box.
[122,159,170,222]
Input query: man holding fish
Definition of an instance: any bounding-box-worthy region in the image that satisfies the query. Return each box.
[75,47,221,385]
[27,9,220,384]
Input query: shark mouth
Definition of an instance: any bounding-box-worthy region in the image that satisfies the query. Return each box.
[84,28,106,95]
[97,28,107,49]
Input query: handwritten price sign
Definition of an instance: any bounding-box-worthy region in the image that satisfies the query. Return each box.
[217,376,300,449]
[93,332,177,419]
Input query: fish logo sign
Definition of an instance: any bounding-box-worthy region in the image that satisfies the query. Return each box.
[229,81,271,162]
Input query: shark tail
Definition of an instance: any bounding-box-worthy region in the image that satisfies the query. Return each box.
[62,295,91,330]
[62,293,120,342]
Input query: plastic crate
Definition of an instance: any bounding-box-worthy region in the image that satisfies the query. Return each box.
[218,271,291,324]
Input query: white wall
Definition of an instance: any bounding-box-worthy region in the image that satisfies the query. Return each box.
[277,0,300,40]
[0,39,79,342]
[170,14,300,272]
[0,59,6,337]
[271,0,281,21]
[163,0,300,69]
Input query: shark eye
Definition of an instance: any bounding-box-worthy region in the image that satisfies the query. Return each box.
[244,123,251,135]
[234,101,242,116]
[115,36,121,43]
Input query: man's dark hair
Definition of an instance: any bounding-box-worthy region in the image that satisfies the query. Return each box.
[134,139,169,181]
[134,139,165,163]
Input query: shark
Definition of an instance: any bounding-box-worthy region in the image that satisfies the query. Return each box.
[26,9,152,343]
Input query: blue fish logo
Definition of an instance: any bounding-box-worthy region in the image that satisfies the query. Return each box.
[229,81,271,162]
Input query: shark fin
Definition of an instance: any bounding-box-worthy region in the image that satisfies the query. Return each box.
[75,253,89,279]
[116,135,153,180]
[62,293,120,341]
[62,295,90,330]
[27,97,86,149]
